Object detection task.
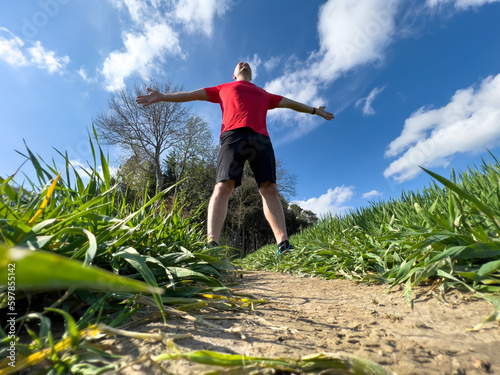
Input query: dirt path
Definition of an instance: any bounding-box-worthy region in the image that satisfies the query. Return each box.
[106,271,499,374]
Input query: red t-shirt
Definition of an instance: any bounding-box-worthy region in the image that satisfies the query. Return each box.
[204,81,283,138]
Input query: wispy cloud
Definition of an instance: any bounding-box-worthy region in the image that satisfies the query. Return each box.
[263,56,282,74]
[243,53,262,81]
[174,0,233,37]
[28,41,70,74]
[101,0,233,91]
[0,28,27,66]
[0,27,69,74]
[384,74,500,182]
[362,190,383,199]
[426,0,500,10]
[355,86,386,116]
[293,186,354,217]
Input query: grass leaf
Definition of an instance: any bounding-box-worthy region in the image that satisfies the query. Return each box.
[0,246,164,294]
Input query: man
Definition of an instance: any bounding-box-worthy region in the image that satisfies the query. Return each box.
[136,62,334,255]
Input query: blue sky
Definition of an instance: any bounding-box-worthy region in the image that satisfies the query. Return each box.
[1,0,500,217]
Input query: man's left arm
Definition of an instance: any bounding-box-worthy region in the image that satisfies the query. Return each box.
[278,97,334,121]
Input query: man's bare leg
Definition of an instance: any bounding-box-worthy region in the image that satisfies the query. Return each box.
[259,181,288,244]
[207,180,235,244]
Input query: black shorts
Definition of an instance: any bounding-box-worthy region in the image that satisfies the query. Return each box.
[216,128,276,188]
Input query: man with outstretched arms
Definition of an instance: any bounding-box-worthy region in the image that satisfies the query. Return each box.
[136,62,334,255]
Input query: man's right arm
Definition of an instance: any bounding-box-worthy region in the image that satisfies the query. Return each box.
[136,88,209,107]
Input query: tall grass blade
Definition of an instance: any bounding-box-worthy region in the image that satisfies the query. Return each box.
[44,308,80,351]
[421,167,500,234]
[113,247,166,321]
[153,350,392,374]
[0,246,163,294]
[26,171,62,227]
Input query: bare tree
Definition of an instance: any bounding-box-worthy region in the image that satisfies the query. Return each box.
[276,159,297,199]
[93,80,191,192]
[168,115,214,190]
[163,115,217,207]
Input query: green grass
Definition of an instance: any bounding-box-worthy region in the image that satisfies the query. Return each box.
[239,154,500,319]
[0,134,243,374]
[2,133,499,374]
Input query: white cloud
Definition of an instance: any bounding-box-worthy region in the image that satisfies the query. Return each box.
[355,86,385,115]
[174,0,232,37]
[0,27,68,73]
[265,0,497,143]
[101,23,181,91]
[384,74,500,182]
[69,159,92,177]
[241,53,262,81]
[263,56,282,73]
[362,190,383,199]
[426,0,500,9]
[102,0,233,91]
[77,65,99,84]
[264,0,401,141]
[266,68,322,106]
[0,27,28,67]
[314,0,399,80]
[28,41,70,74]
[77,66,88,81]
[293,186,355,217]
[69,159,119,181]
[267,0,400,97]
[121,0,147,23]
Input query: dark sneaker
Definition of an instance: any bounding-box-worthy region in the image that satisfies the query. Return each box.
[277,240,294,256]
[205,240,219,249]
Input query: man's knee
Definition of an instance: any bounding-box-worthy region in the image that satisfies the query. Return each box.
[259,181,278,197]
[213,180,235,197]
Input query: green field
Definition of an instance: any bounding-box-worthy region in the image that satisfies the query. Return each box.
[239,154,500,315]
[1,139,499,374]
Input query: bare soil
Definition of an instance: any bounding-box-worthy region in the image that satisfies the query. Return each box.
[101,271,499,374]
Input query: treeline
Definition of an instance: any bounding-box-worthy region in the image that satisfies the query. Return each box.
[93,81,317,256]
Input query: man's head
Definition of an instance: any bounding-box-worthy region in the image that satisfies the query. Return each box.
[233,62,252,81]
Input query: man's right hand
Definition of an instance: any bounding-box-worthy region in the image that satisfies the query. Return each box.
[136,87,162,107]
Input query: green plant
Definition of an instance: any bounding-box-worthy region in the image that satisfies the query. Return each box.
[0,133,240,374]
[239,155,500,318]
